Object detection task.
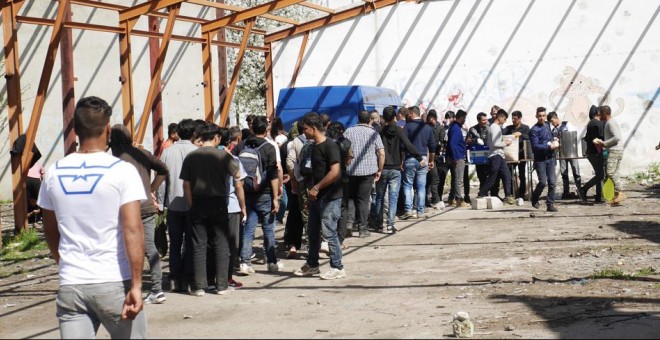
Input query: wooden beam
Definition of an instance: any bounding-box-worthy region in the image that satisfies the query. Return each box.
[265,0,411,43]
[71,0,125,11]
[215,1,229,124]
[289,32,308,88]
[148,16,165,155]
[219,18,254,127]
[2,1,27,234]
[21,0,70,192]
[118,0,185,22]
[265,42,274,121]
[60,1,77,156]
[15,16,269,51]
[202,0,305,33]
[300,1,335,14]
[119,19,138,138]
[202,31,215,122]
[135,4,181,144]
[189,0,298,26]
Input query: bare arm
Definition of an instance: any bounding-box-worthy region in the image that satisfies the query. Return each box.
[42,209,60,264]
[120,200,145,320]
[312,163,340,193]
[235,179,247,218]
[150,174,167,193]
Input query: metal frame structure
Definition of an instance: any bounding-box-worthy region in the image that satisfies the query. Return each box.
[0,0,415,238]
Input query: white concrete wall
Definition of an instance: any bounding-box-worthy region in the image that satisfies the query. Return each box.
[0,1,224,199]
[272,0,660,175]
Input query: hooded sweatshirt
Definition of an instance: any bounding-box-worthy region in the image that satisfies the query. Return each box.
[381,124,423,170]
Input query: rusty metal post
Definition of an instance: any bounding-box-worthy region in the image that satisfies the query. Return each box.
[60,1,77,156]
[218,19,254,127]
[202,31,215,122]
[148,15,164,156]
[265,42,274,121]
[215,0,228,124]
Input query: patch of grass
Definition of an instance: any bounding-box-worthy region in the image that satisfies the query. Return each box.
[628,162,660,183]
[1,229,48,261]
[634,267,656,276]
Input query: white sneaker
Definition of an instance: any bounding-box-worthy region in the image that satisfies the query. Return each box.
[190,289,205,297]
[293,264,321,276]
[238,263,255,275]
[144,291,166,304]
[267,261,284,273]
[320,268,346,280]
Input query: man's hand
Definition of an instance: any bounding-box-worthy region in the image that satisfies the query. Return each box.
[283,174,290,184]
[505,139,512,146]
[374,171,382,182]
[121,287,143,320]
[309,186,319,201]
[429,161,435,169]
[271,198,280,214]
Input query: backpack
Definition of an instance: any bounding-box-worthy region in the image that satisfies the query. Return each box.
[299,140,315,178]
[238,142,268,193]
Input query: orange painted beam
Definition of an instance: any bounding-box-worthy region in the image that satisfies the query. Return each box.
[202,31,215,122]
[265,42,274,121]
[289,32,309,88]
[202,0,305,33]
[219,19,254,127]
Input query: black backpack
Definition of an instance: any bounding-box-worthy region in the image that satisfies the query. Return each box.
[238,142,268,193]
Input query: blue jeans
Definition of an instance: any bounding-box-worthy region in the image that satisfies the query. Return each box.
[276,187,288,222]
[57,280,147,339]
[307,197,343,269]
[240,193,277,265]
[371,169,401,227]
[403,158,428,214]
[532,159,557,206]
[167,209,193,283]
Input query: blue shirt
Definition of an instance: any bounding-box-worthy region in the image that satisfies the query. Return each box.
[446,121,466,160]
[530,122,555,161]
[402,119,437,159]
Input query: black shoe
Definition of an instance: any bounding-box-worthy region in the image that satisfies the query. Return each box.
[463,196,471,204]
[578,187,587,202]
[547,205,558,212]
[531,199,540,209]
[358,231,371,238]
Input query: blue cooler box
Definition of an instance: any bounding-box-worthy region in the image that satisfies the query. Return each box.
[468,145,489,165]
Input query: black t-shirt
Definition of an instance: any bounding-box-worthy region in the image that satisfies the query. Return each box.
[180,146,239,198]
[312,139,343,200]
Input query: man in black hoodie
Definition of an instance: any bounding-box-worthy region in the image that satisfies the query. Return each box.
[580,105,606,203]
[370,106,423,233]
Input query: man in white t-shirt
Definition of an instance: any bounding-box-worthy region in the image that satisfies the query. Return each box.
[38,96,147,339]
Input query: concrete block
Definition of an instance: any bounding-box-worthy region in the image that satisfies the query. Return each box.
[487,196,503,210]
[471,198,488,210]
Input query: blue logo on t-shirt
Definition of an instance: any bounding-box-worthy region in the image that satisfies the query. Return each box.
[55,160,121,195]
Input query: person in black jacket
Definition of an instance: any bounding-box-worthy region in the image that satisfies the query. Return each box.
[326,122,353,245]
[504,111,531,199]
[425,110,443,209]
[579,105,606,203]
[370,106,423,233]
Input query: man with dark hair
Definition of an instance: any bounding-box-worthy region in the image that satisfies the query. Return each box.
[181,123,239,296]
[285,120,311,257]
[158,118,198,292]
[109,124,169,305]
[477,110,515,205]
[245,114,256,130]
[594,105,625,204]
[425,110,443,209]
[505,110,531,199]
[401,106,437,219]
[488,105,501,126]
[370,110,382,133]
[227,126,242,153]
[372,106,422,233]
[580,105,606,203]
[294,112,346,280]
[530,107,560,212]
[344,110,385,237]
[468,112,490,193]
[447,110,469,207]
[238,115,282,274]
[39,96,147,338]
[320,113,332,129]
[396,107,410,127]
[161,122,179,153]
[436,111,454,204]
[547,111,583,200]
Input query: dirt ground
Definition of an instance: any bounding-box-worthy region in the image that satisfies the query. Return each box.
[1,183,658,339]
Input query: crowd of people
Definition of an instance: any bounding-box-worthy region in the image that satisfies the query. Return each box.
[37,95,625,338]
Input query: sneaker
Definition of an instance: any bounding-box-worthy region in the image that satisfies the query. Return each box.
[191,289,205,297]
[447,199,455,207]
[400,211,415,220]
[215,289,227,295]
[457,201,470,208]
[504,196,516,205]
[578,187,587,202]
[228,279,243,289]
[144,291,166,304]
[531,199,540,209]
[293,263,321,276]
[358,230,371,238]
[238,263,255,275]
[547,205,558,212]
[463,196,471,204]
[287,246,297,259]
[386,225,397,234]
[169,278,181,292]
[267,261,285,273]
[320,268,346,280]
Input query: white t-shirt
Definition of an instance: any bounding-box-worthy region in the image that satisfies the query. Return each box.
[37,152,146,285]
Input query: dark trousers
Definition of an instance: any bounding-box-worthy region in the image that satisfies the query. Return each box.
[167,209,193,284]
[478,156,512,197]
[191,197,230,291]
[227,212,241,281]
[284,186,304,249]
[338,181,351,242]
[532,159,557,206]
[583,154,604,200]
[437,161,450,201]
[509,161,527,199]
[476,164,489,192]
[348,175,375,233]
[426,164,441,205]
